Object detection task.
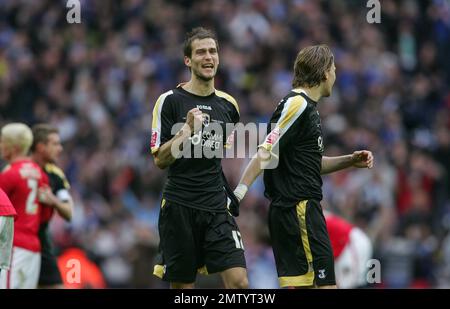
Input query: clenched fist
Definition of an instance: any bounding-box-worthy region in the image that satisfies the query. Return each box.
[186,108,204,133]
[351,150,374,169]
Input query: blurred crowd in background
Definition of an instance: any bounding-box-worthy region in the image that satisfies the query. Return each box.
[0,0,449,288]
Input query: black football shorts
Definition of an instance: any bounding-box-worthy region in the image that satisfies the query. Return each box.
[153,199,246,283]
[269,199,336,287]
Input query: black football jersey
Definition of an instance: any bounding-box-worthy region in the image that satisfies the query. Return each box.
[151,85,239,212]
[260,90,324,207]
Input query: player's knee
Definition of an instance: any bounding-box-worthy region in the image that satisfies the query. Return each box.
[230,276,248,289]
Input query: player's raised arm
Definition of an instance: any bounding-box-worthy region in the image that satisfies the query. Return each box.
[152,107,203,169]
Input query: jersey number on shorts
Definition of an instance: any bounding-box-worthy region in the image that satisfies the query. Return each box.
[232,230,244,249]
[25,179,38,214]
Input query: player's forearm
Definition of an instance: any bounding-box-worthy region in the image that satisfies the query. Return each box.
[154,142,177,169]
[53,200,73,222]
[233,149,267,202]
[154,124,191,169]
[239,149,265,187]
[321,155,354,175]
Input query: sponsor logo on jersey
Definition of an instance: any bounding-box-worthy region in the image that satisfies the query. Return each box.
[202,113,210,127]
[19,163,42,180]
[317,136,324,152]
[197,105,212,110]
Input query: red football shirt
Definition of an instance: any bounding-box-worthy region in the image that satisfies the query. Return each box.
[0,187,16,217]
[0,159,49,252]
[325,213,353,259]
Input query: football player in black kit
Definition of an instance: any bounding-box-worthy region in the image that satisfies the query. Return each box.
[151,27,247,289]
[31,124,73,288]
[232,45,374,288]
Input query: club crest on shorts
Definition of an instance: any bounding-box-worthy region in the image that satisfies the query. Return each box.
[318,269,326,279]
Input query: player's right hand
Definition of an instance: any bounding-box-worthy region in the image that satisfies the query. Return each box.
[38,186,58,207]
[186,108,203,133]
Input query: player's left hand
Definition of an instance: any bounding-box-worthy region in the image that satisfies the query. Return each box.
[226,194,240,217]
[351,150,374,169]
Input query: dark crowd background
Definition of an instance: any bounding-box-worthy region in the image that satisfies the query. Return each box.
[0,0,449,288]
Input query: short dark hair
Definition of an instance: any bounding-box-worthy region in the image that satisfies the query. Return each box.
[292,44,334,88]
[30,123,59,152]
[183,27,218,58]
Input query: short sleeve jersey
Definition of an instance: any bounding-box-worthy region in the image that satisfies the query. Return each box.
[151,86,239,212]
[40,163,71,224]
[260,90,324,207]
[0,159,49,252]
